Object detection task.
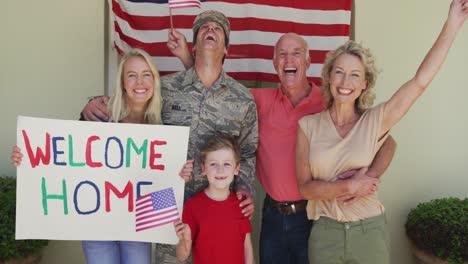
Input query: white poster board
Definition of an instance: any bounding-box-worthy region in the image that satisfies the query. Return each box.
[15,116,189,245]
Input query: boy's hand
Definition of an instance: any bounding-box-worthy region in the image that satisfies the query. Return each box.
[174,220,191,242]
[178,160,194,183]
[237,190,254,219]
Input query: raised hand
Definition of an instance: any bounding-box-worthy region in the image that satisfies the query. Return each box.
[167,29,194,69]
[448,0,468,28]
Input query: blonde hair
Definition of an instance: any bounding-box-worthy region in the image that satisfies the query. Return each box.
[321,40,379,114]
[108,48,162,124]
[199,135,241,165]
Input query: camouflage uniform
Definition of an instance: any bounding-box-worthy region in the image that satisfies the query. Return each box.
[155,67,258,264]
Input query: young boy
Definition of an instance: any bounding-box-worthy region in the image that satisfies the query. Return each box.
[174,135,254,264]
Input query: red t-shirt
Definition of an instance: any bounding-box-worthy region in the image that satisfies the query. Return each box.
[182,190,251,264]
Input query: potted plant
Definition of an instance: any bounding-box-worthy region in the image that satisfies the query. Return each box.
[405,197,467,264]
[0,176,48,264]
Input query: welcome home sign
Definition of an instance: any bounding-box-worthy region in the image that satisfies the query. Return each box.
[15,116,189,244]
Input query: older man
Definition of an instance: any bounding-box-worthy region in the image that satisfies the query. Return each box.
[81,10,258,264]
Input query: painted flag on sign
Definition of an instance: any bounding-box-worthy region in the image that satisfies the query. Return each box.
[135,188,180,232]
[109,0,351,85]
[168,0,201,9]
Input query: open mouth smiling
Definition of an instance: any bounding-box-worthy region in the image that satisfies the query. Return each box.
[284,67,297,74]
[204,33,217,42]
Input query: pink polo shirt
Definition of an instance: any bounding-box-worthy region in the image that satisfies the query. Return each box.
[250,84,324,202]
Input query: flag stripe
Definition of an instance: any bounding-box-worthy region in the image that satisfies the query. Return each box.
[135,195,151,207]
[110,0,351,82]
[170,4,201,9]
[135,208,155,217]
[136,206,178,221]
[136,216,180,232]
[169,0,201,9]
[136,209,179,226]
[135,203,153,212]
[194,0,351,10]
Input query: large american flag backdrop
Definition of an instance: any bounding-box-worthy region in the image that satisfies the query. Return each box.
[110,0,352,84]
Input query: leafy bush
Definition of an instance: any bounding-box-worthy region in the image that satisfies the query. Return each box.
[0,176,48,262]
[405,197,468,264]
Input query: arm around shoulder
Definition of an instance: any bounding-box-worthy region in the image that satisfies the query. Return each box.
[235,100,258,195]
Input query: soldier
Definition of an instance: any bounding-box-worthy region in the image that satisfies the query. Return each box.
[81,10,258,264]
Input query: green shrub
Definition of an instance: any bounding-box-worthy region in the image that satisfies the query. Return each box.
[405,197,468,264]
[0,176,48,262]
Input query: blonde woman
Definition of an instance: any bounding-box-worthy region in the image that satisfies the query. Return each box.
[296,1,467,263]
[12,48,164,264]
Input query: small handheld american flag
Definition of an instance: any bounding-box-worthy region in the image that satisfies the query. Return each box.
[168,0,201,9]
[168,0,201,30]
[135,188,180,232]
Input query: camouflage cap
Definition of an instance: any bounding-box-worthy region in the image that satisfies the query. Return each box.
[192,10,230,47]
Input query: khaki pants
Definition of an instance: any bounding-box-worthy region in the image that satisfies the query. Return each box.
[309,214,390,264]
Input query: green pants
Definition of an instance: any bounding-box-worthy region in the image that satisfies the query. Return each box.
[309,214,390,264]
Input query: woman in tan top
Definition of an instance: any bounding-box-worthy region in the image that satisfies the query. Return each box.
[296,1,468,263]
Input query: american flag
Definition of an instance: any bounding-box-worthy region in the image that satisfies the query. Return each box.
[135,188,180,232]
[109,0,351,85]
[168,0,201,9]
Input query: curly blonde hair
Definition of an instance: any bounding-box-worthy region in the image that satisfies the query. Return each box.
[321,40,379,114]
[108,48,162,124]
